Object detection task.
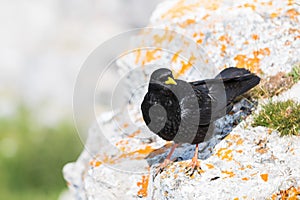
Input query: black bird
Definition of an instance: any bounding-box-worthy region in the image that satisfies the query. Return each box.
[141,67,260,175]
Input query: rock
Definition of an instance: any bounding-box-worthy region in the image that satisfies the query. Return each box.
[62,0,300,199]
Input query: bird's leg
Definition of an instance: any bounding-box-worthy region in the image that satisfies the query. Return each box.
[185,144,202,176]
[156,143,179,174]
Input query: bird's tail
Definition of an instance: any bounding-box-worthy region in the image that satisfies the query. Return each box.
[216,67,260,102]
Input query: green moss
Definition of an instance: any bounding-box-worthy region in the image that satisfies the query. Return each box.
[0,104,82,200]
[253,100,300,136]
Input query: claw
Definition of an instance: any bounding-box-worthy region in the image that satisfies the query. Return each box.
[184,144,202,177]
[154,158,172,176]
[184,157,202,176]
[153,143,179,177]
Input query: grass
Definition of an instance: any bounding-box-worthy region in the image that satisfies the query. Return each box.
[253,100,300,136]
[0,104,82,200]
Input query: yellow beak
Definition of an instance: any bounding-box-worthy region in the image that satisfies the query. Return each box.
[165,77,177,85]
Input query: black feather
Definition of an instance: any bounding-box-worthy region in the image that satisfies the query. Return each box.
[141,67,260,144]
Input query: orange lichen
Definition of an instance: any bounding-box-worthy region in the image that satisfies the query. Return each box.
[202,14,210,20]
[286,8,300,20]
[89,160,102,167]
[161,0,201,19]
[256,147,268,154]
[288,0,295,6]
[244,3,256,10]
[175,54,196,78]
[171,50,182,63]
[270,12,279,18]
[234,48,269,74]
[252,34,259,40]
[216,148,233,161]
[233,198,239,200]
[122,123,129,128]
[135,49,141,64]
[225,134,240,141]
[222,170,235,178]
[161,0,221,19]
[221,44,227,52]
[196,39,202,44]
[102,154,116,164]
[235,150,243,153]
[219,34,231,43]
[206,163,215,169]
[271,186,300,200]
[178,19,196,28]
[128,129,141,138]
[142,48,162,65]
[241,177,250,181]
[260,173,269,182]
[137,175,149,197]
[135,145,154,154]
[236,138,244,145]
[153,31,174,45]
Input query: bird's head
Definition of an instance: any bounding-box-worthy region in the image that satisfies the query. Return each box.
[149,68,177,89]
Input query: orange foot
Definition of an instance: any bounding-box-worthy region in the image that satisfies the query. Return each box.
[184,157,202,176]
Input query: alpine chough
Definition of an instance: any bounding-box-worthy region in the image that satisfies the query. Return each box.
[141,67,260,175]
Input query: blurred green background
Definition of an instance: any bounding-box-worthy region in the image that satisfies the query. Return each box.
[0,104,82,200]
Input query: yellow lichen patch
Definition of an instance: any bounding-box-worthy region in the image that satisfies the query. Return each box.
[216,148,233,161]
[286,8,300,20]
[233,198,239,200]
[206,163,215,169]
[137,175,149,197]
[260,173,268,182]
[222,170,235,178]
[89,160,102,167]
